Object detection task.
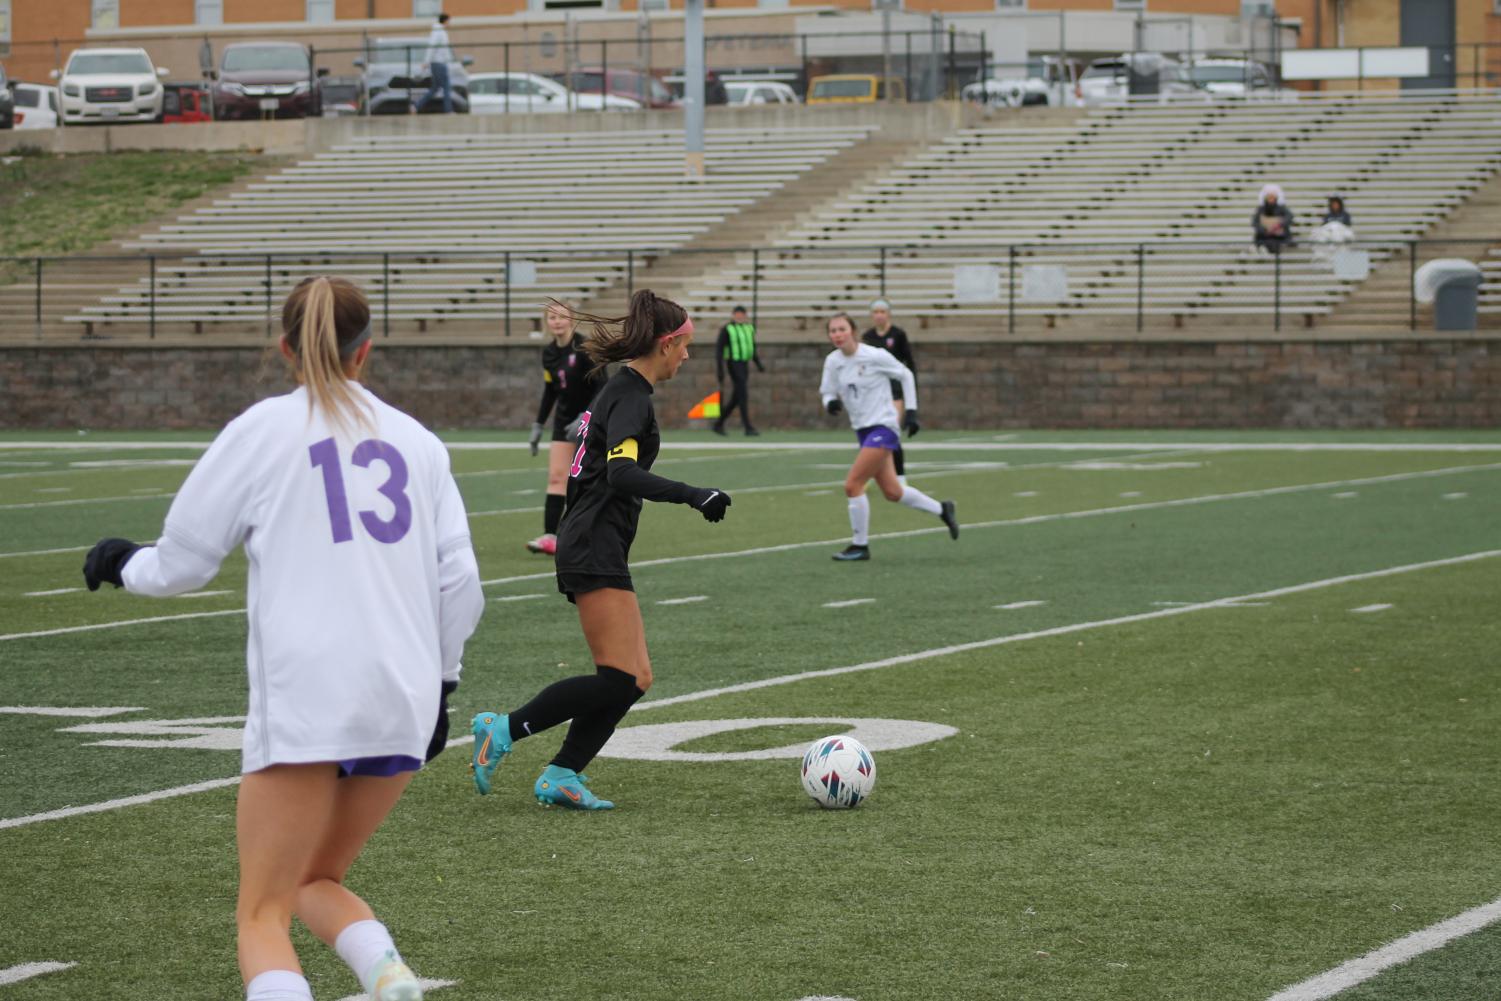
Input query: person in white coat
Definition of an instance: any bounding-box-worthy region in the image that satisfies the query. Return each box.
[82,276,484,1001]
[820,311,959,561]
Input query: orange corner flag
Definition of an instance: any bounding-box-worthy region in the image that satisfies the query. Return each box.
[688,392,721,420]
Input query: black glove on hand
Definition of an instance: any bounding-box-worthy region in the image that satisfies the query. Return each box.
[564,416,584,443]
[83,538,142,592]
[754,358,766,374]
[903,409,921,438]
[827,399,844,417]
[425,680,459,763]
[528,423,544,457]
[691,487,732,523]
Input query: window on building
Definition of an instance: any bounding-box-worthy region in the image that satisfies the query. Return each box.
[307,0,334,22]
[0,0,10,46]
[1114,0,1144,11]
[196,0,222,25]
[995,0,1025,9]
[413,0,442,16]
[1242,0,1274,15]
[91,0,118,30]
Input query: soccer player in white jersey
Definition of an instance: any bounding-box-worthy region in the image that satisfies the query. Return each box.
[820,311,959,561]
[81,276,485,1001]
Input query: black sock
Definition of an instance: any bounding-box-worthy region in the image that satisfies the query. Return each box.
[551,666,645,772]
[893,445,906,477]
[544,493,565,535]
[507,665,641,745]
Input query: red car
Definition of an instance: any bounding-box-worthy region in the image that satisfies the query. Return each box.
[212,41,319,120]
[162,83,211,123]
[557,67,677,109]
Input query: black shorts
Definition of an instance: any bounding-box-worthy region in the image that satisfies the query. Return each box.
[551,412,580,443]
[557,570,634,604]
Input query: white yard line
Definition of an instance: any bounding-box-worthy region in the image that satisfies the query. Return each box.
[492,594,547,603]
[1264,896,1501,1001]
[0,545,90,560]
[24,587,84,597]
[657,595,709,605]
[0,706,143,717]
[0,962,78,986]
[0,609,245,643]
[1350,604,1393,614]
[7,548,1495,835]
[995,600,1047,610]
[0,493,174,511]
[823,598,876,608]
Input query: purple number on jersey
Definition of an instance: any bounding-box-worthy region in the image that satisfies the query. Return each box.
[309,437,413,545]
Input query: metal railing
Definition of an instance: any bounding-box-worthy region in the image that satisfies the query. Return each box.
[4,238,1497,342]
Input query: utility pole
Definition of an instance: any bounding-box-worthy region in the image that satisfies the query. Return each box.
[685,0,706,179]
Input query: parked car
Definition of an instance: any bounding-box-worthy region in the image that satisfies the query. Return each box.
[319,76,364,117]
[724,80,799,106]
[11,83,58,129]
[53,47,168,124]
[556,67,677,109]
[1076,53,1203,106]
[163,83,212,124]
[1187,57,1275,99]
[356,37,471,115]
[212,41,319,120]
[963,56,1081,108]
[806,74,905,104]
[468,72,639,113]
[0,64,16,130]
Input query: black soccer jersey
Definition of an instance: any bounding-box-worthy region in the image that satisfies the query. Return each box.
[862,325,915,373]
[536,333,601,426]
[555,367,662,576]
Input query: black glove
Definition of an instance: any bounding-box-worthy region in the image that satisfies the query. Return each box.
[691,487,731,523]
[83,538,142,591]
[903,409,921,439]
[564,416,584,443]
[826,399,843,417]
[754,358,766,374]
[528,422,544,457]
[425,680,459,763]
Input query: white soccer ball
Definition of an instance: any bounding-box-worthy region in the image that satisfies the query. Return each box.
[800,734,876,809]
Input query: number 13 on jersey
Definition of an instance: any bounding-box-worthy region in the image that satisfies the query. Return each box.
[309,436,413,545]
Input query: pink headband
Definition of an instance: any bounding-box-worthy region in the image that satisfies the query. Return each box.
[660,316,693,341]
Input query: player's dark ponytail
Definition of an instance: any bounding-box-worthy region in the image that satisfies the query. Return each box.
[549,290,687,366]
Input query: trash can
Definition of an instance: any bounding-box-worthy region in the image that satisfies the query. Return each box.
[1413,259,1483,331]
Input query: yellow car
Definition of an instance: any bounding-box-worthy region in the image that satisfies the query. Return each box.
[806,74,906,104]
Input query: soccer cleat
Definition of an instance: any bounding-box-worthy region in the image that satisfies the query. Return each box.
[710,422,727,437]
[470,712,512,795]
[525,533,557,555]
[940,500,960,540]
[832,545,871,562]
[534,764,614,810]
[744,426,761,437]
[366,951,423,1001]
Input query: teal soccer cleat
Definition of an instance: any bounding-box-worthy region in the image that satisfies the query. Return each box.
[535,764,614,810]
[470,712,512,795]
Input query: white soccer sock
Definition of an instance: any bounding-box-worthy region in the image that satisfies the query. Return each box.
[245,970,313,1001]
[898,485,943,516]
[335,919,400,992]
[847,494,871,546]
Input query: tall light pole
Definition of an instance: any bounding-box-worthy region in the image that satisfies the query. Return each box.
[684,0,706,179]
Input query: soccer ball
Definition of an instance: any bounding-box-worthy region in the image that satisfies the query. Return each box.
[800,734,876,809]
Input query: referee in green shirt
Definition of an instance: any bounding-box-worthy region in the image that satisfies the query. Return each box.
[714,306,765,436]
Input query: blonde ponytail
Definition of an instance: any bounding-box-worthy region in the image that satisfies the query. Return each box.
[282,276,374,437]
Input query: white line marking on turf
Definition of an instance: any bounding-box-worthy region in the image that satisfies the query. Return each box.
[34,487,71,494]
[492,594,547,603]
[1119,491,1143,498]
[1444,492,1468,500]
[0,706,144,717]
[4,549,1497,833]
[0,609,244,643]
[1333,492,1359,499]
[25,587,83,597]
[1351,604,1393,614]
[0,776,242,831]
[171,590,233,599]
[1014,491,1039,497]
[823,598,876,608]
[1264,896,1501,1001]
[657,595,709,605]
[333,979,458,1001]
[995,600,1047,610]
[0,545,90,560]
[0,492,174,510]
[0,962,78,986]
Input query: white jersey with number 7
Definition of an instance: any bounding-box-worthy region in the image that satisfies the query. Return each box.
[820,343,918,433]
[122,385,484,773]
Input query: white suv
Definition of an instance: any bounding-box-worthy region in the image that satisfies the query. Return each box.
[54,48,168,125]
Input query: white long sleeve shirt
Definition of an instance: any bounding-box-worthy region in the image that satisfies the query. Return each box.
[819,343,918,432]
[122,385,484,773]
[424,24,454,66]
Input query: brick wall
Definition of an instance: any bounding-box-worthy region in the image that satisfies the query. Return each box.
[2,339,1498,431]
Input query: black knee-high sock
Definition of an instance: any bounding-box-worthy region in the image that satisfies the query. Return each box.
[552,667,645,772]
[543,493,565,536]
[893,445,906,477]
[507,665,640,745]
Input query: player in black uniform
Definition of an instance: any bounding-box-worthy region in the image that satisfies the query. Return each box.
[470,290,731,810]
[527,301,602,555]
[862,299,916,480]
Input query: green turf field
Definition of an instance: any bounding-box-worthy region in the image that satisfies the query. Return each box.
[1,430,1499,1001]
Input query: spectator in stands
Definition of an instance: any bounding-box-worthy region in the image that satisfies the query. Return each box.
[1322,195,1352,227]
[419,12,455,114]
[1252,184,1293,256]
[706,71,729,106]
